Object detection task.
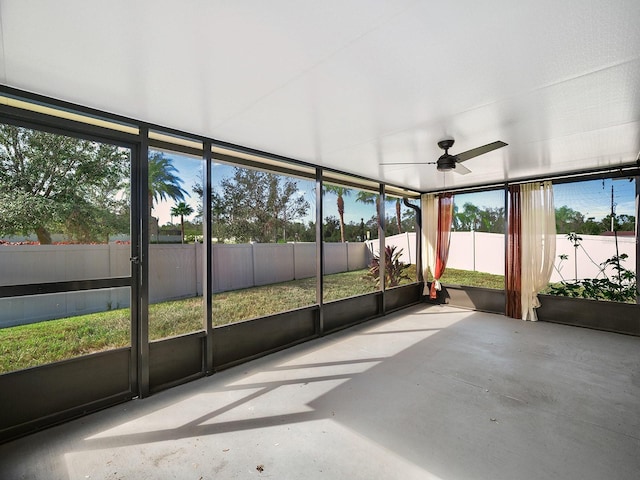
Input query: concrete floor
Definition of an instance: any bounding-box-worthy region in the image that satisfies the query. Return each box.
[1,304,639,480]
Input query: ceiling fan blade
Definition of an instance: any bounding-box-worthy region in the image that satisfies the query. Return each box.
[453,163,472,175]
[456,141,507,162]
[379,161,437,165]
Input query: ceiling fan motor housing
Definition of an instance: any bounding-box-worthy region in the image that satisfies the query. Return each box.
[437,154,457,171]
[436,138,457,171]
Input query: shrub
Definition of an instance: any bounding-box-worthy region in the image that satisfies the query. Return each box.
[548,253,637,303]
[368,245,411,288]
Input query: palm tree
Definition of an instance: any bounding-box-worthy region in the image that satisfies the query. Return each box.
[148,152,187,219]
[323,185,351,242]
[356,191,381,235]
[388,197,403,234]
[355,191,379,207]
[170,202,194,243]
[360,193,403,235]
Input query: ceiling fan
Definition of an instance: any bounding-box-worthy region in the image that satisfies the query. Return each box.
[381,138,507,175]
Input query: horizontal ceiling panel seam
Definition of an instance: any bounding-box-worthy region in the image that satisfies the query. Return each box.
[526,55,640,95]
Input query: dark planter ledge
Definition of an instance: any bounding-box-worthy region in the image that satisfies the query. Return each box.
[537,294,640,336]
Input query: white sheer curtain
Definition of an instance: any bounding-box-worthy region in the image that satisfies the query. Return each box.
[421,193,438,296]
[520,181,556,321]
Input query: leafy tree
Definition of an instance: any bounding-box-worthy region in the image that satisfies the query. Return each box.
[452,202,504,233]
[195,173,317,243]
[0,124,129,244]
[401,208,417,233]
[359,217,367,242]
[64,198,129,243]
[148,152,187,219]
[479,207,505,233]
[600,213,635,232]
[554,205,635,235]
[170,202,194,243]
[218,168,309,243]
[286,220,315,242]
[356,191,380,235]
[555,205,586,234]
[381,216,398,237]
[376,196,405,235]
[363,214,380,240]
[191,179,229,241]
[323,185,351,242]
[581,217,604,235]
[453,202,477,230]
[323,216,341,242]
[345,220,366,242]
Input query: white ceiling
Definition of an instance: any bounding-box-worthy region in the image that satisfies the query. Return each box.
[1,0,639,191]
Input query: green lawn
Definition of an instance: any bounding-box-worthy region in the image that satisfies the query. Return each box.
[0,309,131,374]
[0,264,516,374]
[438,268,505,290]
[1,267,417,374]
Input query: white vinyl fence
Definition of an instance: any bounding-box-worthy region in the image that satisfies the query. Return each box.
[0,241,372,327]
[446,231,636,283]
[447,232,505,278]
[365,232,417,266]
[2,232,630,326]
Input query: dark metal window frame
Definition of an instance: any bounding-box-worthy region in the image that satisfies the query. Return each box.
[422,169,639,305]
[4,83,636,442]
[0,103,145,398]
[0,86,422,384]
[0,110,140,298]
[2,85,636,363]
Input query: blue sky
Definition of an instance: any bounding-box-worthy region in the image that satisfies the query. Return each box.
[553,179,636,219]
[152,152,203,225]
[455,179,636,221]
[154,152,636,226]
[154,151,413,226]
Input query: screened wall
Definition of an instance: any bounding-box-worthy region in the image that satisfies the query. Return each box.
[0,90,422,442]
[424,175,638,332]
[1,87,637,443]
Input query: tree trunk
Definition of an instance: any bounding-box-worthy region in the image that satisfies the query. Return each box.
[338,212,346,243]
[35,226,52,244]
[148,192,154,219]
[180,215,185,244]
[337,195,345,242]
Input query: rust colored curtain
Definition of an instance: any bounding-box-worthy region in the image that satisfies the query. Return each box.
[430,193,454,299]
[506,184,522,318]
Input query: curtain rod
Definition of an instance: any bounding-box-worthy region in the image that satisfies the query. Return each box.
[508,165,639,186]
[422,164,640,196]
